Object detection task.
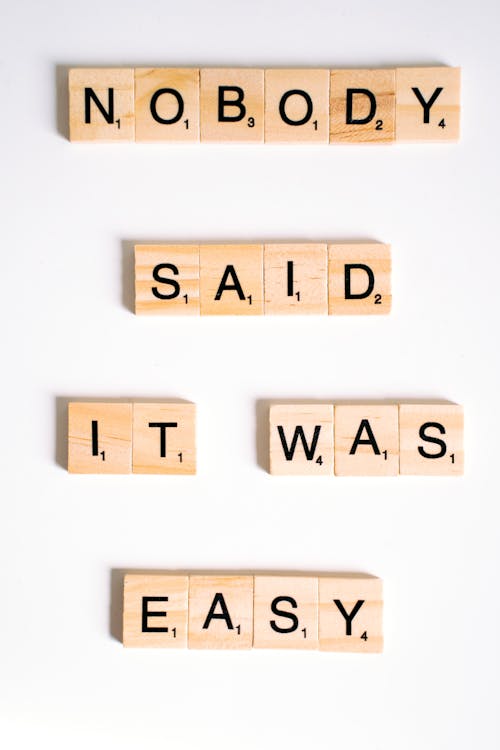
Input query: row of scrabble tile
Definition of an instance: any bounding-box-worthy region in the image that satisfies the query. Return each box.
[123,573,383,651]
[69,66,460,143]
[135,242,391,316]
[68,402,196,474]
[67,401,463,475]
[270,403,464,476]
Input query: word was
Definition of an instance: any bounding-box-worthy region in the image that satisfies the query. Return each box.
[270,402,464,476]
[67,401,195,474]
[135,242,391,316]
[69,66,460,144]
[123,572,383,651]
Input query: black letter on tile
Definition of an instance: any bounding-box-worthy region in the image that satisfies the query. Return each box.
[152,263,181,300]
[418,422,446,458]
[84,88,114,124]
[270,596,299,633]
[150,88,184,125]
[411,87,443,123]
[203,593,234,630]
[346,89,376,125]
[215,265,246,300]
[279,90,313,126]
[344,264,375,299]
[142,596,169,632]
[148,422,178,457]
[334,599,364,636]
[278,425,321,461]
[218,87,246,122]
[350,419,380,455]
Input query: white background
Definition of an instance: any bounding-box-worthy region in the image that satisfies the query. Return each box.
[1,0,499,747]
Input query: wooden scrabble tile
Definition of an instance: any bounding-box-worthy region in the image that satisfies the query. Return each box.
[396,67,461,142]
[132,403,196,474]
[319,575,383,652]
[334,404,399,476]
[328,243,391,315]
[399,403,464,475]
[253,576,318,649]
[264,69,330,143]
[69,68,135,142]
[200,69,264,142]
[68,402,132,474]
[269,404,334,475]
[135,244,200,315]
[123,574,188,647]
[135,68,199,142]
[199,244,264,315]
[330,69,395,144]
[188,575,254,649]
[264,243,328,315]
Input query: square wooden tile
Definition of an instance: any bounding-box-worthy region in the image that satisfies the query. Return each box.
[328,243,391,315]
[132,403,196,474]
[253,576,318,649]
[199,244,263,315]
[69,68,135,142]
[396,67,461,142]
[334,404,399,476]
[188,575,254,649]
[269,404,334,475]
[330,69,395,143]
[399,403,464,475]
[135,68,199,142]
[264,243,328,315]
[68,402,132,474]
[200,68,264,142]
[319,575,383,652]
[123,574,188,648]
[265,69,330,143]
[135,244,200,315]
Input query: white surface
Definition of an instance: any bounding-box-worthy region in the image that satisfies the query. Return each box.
[1,0,499,747]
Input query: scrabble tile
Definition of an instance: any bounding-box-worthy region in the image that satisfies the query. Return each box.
[396,67,461,142]
[200,69,264,142]
[68,402,132,474]
[135,244,200,315]
[199,244,264,315]
[328,243,391,315]
[188,575,254,649]
[123,574,188,648]
[269,404,334,475]
[399,403,464,475]
[334,404,399,476]
[330,68,395,144]
[319,575,383,652]
[69,68,135,142]
[135,68,199,142]
[132,403,196,474]
[265,69,330,143]
[253,576,318,649]
[264,243,328,315]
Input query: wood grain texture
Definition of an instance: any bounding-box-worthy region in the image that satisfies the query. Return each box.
[199,244,264,315]
[188,575,254,649]
[319,575,383,652]
[269,404,334,475]
[330,68,395,143]
[68,402,132,474]
[399,403,464,475]
[123,574,189,648]
[264,243,328,314]
[135,68,199,142]
[132,402,196,475]
[334,404,399,476]
[264,69,330,143]
[253,576,319,649]
[200,68,264,142]
[135,244,200,315]
[69,68,135,142]
[328,243,391,315]
[396,67,461,142]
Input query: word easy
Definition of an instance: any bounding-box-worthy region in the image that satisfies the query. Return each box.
[270,402,464,476]
[123,572,383,651]
[69,66,460,144]
[135,242,391,316]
